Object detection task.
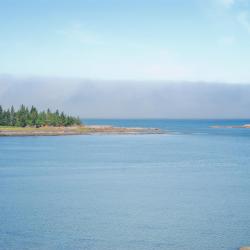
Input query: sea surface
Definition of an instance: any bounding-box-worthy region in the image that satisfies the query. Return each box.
[0,119,250,250]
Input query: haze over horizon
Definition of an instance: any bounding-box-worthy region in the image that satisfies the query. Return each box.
[0,75,250,119]
[1,0,250,118]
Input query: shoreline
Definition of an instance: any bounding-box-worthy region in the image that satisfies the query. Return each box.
[0,125,165,136]
[211,124,250,129]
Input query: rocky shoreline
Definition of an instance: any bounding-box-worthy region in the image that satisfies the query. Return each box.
[0,125,165,136]
[211,124,250,129]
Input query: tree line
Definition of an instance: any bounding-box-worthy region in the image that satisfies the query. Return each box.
[0,105,81,127]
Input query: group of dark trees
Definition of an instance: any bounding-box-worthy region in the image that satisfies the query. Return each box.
[0,105,81,127]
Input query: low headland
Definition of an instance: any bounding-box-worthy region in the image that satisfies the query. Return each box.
[0,125,163,136]
[0,105,163,136]
[211,124,250,129]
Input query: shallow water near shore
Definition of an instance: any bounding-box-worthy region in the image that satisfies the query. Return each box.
[0,119,250,250]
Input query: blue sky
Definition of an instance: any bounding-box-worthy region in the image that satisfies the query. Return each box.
[1,0,250,82]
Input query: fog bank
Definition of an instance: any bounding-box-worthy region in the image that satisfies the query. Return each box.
[0,76,250,118]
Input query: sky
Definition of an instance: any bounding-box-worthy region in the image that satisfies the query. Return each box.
[1,0,250,82]
[1,0,250,118]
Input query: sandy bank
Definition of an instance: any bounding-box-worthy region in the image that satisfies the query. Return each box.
[0,125,164,136]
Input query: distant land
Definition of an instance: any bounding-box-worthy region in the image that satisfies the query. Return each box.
[211,124,250,129]
[0,105,163,136]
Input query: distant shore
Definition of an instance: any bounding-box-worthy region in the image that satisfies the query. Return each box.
[211,124,250,129]
[0,125,164,136]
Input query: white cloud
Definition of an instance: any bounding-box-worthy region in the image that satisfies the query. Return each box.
[216,0,250,33]
[238,11,250,32]
[220,0,235,7]
[218,36,235,45]
[57,23,104,45]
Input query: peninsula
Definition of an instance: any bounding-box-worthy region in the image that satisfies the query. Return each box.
[0,105,163,136]
[211,124,250,129]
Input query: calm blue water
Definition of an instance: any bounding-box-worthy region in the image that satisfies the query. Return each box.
[0,119,250,250]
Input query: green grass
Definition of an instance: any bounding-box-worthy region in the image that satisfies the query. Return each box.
[78,126,91,132]
[0,126,85,131]
[0,126,36,131]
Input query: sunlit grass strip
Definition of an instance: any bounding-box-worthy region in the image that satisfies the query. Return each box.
[0,125,87,131]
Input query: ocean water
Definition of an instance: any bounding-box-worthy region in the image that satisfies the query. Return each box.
[0,119,250,250]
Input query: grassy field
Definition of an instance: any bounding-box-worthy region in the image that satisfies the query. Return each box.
[0,125,86,129]
[0,126,39,131]
[0,125,90,133]
[0,125,162,136]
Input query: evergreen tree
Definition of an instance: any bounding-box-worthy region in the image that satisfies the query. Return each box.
[2,110,11,126]
[0,105,82,127]
[17,105,28,127]
[30,106,38,126]
[0,105,3,126]
[10,106,16,126]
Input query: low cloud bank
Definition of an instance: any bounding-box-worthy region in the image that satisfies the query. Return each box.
[0,75,250,118]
